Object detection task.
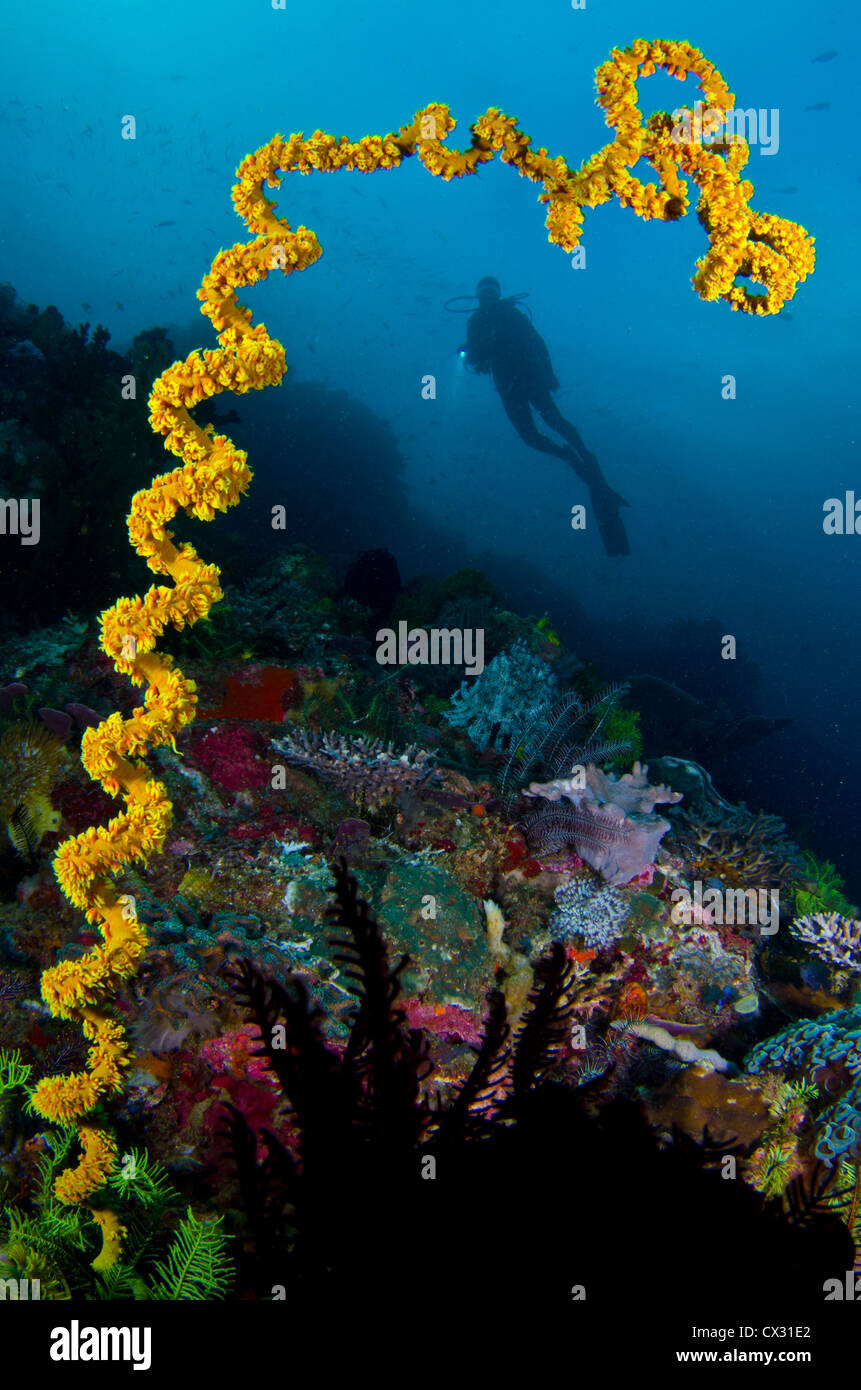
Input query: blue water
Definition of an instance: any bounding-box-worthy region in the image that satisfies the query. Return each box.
[2,0,858,885]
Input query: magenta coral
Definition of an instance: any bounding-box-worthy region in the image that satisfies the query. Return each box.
[189,725,271,792]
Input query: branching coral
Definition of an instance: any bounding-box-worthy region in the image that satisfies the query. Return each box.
[272,728,436,811]
[675,805,801,894]
[790,912,861,975]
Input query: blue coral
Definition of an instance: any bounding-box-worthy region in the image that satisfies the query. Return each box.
[745,1007,861,1164]
[443,639,557,752]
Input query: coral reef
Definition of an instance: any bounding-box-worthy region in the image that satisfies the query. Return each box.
[524,761,682,885]
[0,40,827,1308]
[272,728,437,811]
[612,1017,730,1073]
[550,874,632,949]
[674,801,802,894]
[444,639,557,752]
[0,721,66,861]
[746,1009,861,1165]
[790,911,861,974]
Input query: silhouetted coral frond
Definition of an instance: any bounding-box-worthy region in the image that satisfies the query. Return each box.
[786,1162,853,1228]
[326,859,431,1144]
[433,989,512,1145]
[225,957,360,1152]
[510,942,579,1097]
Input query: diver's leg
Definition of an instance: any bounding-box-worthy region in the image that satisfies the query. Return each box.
[532,392,602,481]
[532,390,631,557]
[498,389,572,460]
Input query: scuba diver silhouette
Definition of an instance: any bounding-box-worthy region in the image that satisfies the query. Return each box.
[460,276,630,557]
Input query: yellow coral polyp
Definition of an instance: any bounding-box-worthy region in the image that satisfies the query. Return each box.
[33,35,814,1242]
[53,1127,119,1207]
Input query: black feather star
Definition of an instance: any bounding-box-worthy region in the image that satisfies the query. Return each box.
[220,861,580,1300]
[500,682,631,811]
[217,862,853,1314]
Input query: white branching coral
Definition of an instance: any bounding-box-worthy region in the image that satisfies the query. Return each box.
[273,728,436,811]
[790,912,861,973]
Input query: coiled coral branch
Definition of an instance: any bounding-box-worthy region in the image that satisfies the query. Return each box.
[30,164,318,1211]
[32,34,812,1222]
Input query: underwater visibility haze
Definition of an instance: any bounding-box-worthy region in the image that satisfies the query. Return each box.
[1,0,860,1354]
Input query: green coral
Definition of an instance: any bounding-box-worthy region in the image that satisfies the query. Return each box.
[600,707,643,768]
[0,1048,32,1098]
[148,1209,232,1300]
[0,1054,233,1300]
[793,851,856,917]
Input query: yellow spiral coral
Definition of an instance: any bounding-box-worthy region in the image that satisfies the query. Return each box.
[31,36,812,1235]
[30,162,316,1214]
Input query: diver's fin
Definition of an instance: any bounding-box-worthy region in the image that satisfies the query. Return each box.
[589,482,631,557]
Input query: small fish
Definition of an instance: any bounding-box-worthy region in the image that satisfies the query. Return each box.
[773,185,797,194]
[115,300,124,310]
[154,219,176,227]
[806,101,831,111]
[811,49,838,62]
[81,301,92,311]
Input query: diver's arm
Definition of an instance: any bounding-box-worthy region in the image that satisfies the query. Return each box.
[465,316,492,374]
